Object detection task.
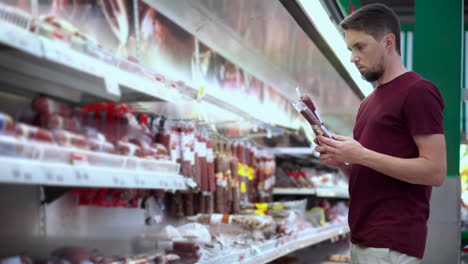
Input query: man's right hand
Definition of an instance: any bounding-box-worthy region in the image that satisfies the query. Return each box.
[318,153,346,169]
[314,137,346,169]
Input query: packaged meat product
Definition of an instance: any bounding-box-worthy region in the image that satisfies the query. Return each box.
[230,158,240,214]
[88,138,115,153]
[235,143,249,203]
[116,140,143,157]
[51,247,95,264]
[169,124,182,163]
[0,113,15,134]
[214,152,226,214]
[164,251,200,261]
[188,214,276,231]
[184,193,195,216]
[152,143,170,159]
[206,193,214,214]
[176,223,211,243]
[53,130,88,149]
[39,114,80,132]
[198,192,207,214]
[130,138,157,157]
[15,123,54,143]
[156,241,200,252]
[206,140,216,192]
[153,254,180,264]
[292,89,332,142]
[32,96,72,117]
[169,191,184,218]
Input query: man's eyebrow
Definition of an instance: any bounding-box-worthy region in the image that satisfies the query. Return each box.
[348,42,364,51]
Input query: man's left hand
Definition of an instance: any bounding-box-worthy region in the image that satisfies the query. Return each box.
[318,135,368,164]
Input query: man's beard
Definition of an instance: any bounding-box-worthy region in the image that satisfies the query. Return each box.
[362,70,383,82]
[360,59,384,82]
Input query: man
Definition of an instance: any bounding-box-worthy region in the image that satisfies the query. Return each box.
[315,3,446,264]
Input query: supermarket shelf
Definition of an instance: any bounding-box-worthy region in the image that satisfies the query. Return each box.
[269,147,315,155]
[0,19,284,133]
[0,157,187,190]
[0,20,180,104]
[273,187,349,198]
[315,186,349,199]
[273,187,316,195]
[200,224,350,264]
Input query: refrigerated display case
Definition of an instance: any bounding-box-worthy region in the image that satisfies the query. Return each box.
[0,0,360,263]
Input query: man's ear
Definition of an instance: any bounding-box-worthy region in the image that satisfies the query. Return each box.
[385,33,396,49]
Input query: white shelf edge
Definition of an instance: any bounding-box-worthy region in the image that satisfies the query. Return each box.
[315,186,349,199]
[269,147,315,155]
[244,224,350,264]
[273,187,316,195]
[273,187,349,198]
[199,224,349,264]
[0,157,187,190]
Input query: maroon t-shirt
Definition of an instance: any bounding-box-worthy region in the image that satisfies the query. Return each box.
[350,72,444,259]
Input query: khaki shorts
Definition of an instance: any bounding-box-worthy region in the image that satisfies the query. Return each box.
[350,243,421,264]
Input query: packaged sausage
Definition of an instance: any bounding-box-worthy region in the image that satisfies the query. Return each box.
[198,192,207,214]
[53,130,88,149]
[116,140,144,157]
[153,254,180,264]
[187,214,276,231]
[206,193,214,215]
[153,143,170,160]
[39,114,80,132]
[164,251,200,261]
[292,88,332,143]
[0,113,15,135]
[32,96,72,117]
[156,241,200,252]
[235,143,249,203]
[15,123,55,143]
[184,193,195,216]
[206,140,216,193]
[199,136,208,191]
[88,138,115,153]
[169,191,184,218]
[230,155,240,214]
[214,143,226,214]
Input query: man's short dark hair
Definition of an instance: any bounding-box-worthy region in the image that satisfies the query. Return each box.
[339,3,401,55]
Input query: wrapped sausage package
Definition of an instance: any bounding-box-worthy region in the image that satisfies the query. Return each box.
[292,88,332,143]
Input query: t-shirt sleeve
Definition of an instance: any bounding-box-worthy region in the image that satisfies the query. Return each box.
[402,80,445,135]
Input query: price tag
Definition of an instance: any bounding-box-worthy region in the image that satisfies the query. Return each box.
[272,205,284,210]
[255,203,268,210]
[254,209,267,215]
[197,86,205,99]
[246,166,254,181]
[240,182,247,193]
[238,162,245,177]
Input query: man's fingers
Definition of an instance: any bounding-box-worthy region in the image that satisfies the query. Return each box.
[315,146,327,153]
[313,137,319,145]
[332,135,348,141]
[319,153,333,160]
[319,136,340,148]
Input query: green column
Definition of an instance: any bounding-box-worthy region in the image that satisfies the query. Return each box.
[413,0,462,178]
[337,0,361,15]
[413,1,462,261]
